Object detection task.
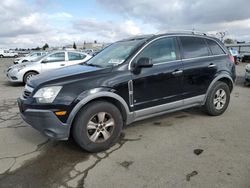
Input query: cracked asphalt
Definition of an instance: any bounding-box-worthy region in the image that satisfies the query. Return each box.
[0,58,250,188]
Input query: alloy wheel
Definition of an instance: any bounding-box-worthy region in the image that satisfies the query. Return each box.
[86,112,115,143]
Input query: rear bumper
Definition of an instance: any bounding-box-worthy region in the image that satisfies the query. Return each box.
[18,98,70,140]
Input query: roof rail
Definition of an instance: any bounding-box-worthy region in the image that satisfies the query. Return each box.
[155,30,209,36]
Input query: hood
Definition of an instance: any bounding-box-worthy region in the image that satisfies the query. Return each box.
[28,64,109,87]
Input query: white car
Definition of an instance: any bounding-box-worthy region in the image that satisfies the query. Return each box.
[14,51,47,64]
[0,49,18,58]
[6,51,92,83]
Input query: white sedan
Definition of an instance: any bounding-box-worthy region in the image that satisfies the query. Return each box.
[6,50,92,83]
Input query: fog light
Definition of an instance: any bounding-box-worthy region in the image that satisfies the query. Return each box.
[55,111,67,116]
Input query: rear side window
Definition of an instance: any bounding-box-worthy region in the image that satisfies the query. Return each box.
[206,39,225,55]
[135,37,177,65]
[180,36,210,59]
[68,52,86,61]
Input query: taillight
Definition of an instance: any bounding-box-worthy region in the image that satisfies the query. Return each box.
[229,55,235,64]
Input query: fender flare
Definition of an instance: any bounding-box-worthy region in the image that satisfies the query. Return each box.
[67,91,133,127]
[203,74,234,104]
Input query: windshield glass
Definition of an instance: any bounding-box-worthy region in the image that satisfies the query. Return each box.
[86,38,146,68]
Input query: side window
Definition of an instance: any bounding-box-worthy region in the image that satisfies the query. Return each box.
[68,52,86,61]
[206,39,225,55]
[180,37,210,59]
[135,37,177,65]
[46,52,65,63]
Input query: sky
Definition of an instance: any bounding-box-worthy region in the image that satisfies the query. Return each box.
[1,0,250,48]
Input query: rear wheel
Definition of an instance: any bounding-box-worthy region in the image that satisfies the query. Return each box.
[0,55,3,58]
[23,71,38,83]
[73,101,123,152]
[204,81,230,116]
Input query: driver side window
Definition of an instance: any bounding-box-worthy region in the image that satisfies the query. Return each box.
[135,37,177,65]
[46,52,65,63]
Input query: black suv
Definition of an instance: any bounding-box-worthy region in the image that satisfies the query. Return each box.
[18,33,236,152]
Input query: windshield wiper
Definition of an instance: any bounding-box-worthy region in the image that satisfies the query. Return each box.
[85,63,102,68]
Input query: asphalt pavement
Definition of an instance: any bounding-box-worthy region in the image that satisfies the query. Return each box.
[0,58,250,188]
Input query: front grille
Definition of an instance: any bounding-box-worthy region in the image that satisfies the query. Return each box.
[22,85,34,99]
[23,90,31,99]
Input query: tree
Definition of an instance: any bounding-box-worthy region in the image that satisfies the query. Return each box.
[224,38,234,44]
[73,42,77,49]
[94,40,97,44]
[42,43,49,50]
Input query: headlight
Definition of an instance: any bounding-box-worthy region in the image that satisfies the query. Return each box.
[33,86,62,103]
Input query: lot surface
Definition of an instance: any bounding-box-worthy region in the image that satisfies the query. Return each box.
[0,58,250,188]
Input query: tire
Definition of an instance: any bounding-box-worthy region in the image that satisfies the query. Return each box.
[23,71,38,84]
[204,81,230,116]
[73,101,123,152]
[14,55,18,58]
[0,55,3,58]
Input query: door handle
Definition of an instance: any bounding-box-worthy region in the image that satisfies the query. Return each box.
[60,64,65,66]
[208,63,216,68]
[172,70,183,75]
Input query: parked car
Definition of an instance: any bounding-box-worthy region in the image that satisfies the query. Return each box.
[0,49,18,58]
[14,51,47,64]
[245,64,250,86]
[6,51,91,83]
[18,33,236,152]
[228,47,240,64]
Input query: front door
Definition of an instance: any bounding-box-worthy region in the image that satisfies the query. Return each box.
[41,52,66,72]
[131,37,183,112]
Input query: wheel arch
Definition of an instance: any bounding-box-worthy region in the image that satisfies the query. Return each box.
[203,74,234,104]
[23,70,39,82]
[67,91,133,131]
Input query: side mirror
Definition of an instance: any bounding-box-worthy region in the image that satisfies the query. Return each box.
[41,59,48,63]
[136,57,153,68]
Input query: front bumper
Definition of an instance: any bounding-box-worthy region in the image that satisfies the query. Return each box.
[18,98,70,140]
[6,68,23,83]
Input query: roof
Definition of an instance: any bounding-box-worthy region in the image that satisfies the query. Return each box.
[120,31,218,42]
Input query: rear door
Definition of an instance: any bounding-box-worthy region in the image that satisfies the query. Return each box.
[178,36,217,100]
[41,52,66,72]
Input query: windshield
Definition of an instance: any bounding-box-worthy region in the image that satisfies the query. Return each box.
[86,39,146,68]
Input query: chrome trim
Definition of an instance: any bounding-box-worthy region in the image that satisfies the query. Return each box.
[181,54,227,62]
[24,84,34,93]
[128,35,228,70]
[128,80,134,107]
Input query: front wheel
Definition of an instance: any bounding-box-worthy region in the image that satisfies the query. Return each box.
[204,81,230,116]
[23,71,38,84]
[73,101,123,152]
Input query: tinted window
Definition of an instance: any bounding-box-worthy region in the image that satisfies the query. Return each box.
[135,37,177,65]
[68,52,86,61]
[206,39,225,55]
[180,37,210,59]
[46,52,65,63]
